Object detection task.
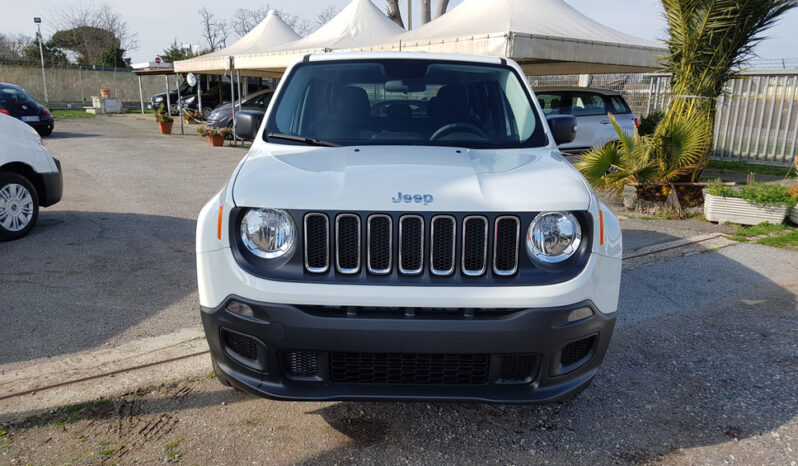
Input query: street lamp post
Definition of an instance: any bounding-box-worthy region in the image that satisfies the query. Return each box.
[34,17,49,104]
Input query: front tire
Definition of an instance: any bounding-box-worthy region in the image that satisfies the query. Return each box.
[0,172,39,241]
[37,125,53,137]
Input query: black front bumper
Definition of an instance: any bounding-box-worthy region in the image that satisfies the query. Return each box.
[39,158,63,207]
[201,297,615,403]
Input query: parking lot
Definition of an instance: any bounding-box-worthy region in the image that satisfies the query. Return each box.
[1,116,797,464]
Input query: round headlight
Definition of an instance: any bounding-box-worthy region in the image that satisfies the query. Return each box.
[526,212,582,264]
[240,208,296,259]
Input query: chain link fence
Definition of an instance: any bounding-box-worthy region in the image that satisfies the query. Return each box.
[0,62,174,108]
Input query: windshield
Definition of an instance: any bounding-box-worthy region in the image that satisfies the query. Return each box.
[265,59,547,148]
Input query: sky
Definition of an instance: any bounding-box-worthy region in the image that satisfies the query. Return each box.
[1,0,796,64]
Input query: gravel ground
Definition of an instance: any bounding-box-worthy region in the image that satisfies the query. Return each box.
[1,116,796,464]
[0,115,244,365]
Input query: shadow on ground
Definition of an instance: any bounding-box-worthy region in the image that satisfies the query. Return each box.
[46,131,102,139]
[0,210,197,364]
[2,231,796,464]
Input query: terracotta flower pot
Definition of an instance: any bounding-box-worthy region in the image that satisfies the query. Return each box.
[209,135,225,146]
[157,122,173,134]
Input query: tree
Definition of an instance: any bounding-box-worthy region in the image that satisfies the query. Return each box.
[22,38,68,65]
[161,39,203,64]
[199,7,228,52]
[0,33,33,60]
[314,5,339,29]
[421,0,431,24]
[385,0,404,28]
[231,7,270,36]
[436,0,450,18]
[660,0,796,179]
[50,26,120,65]
[50,1,138,55]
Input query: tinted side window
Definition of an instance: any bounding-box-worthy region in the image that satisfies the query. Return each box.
[608,95,631,114]
[570,92,606,116]
[535,92,566,116]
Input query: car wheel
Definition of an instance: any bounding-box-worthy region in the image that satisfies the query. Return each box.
[37,126,53,137]
[0,172,39,241]
[201,106,214,119]
[169,103,179,115]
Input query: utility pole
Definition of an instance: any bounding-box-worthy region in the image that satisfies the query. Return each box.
[34,17,49,104]
[407,0,412,30]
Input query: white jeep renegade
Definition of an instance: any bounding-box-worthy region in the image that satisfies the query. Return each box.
[196,52,622,403]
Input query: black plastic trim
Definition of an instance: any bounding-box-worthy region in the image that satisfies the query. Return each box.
[229,208,593,287]
[39,158,63,207]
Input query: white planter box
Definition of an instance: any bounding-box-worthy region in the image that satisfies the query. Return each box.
[790,207,798,225]
[704,194,788,225]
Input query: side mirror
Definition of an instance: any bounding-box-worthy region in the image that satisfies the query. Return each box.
[234,110,264,141]
[546,115,577,145]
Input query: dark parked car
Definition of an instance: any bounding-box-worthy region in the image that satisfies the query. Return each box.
[206,89,275,130]
[179,84,234,118]
[0,83,54,136]
[149,82,196,115]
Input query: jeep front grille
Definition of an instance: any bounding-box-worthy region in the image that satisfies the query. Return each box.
[304,213,521,278]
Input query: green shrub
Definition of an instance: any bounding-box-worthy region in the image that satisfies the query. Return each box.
[707,181,797,207]
[638,110,664,136]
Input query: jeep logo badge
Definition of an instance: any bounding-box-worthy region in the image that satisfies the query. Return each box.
[392,192,434,205]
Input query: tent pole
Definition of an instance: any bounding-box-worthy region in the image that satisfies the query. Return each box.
[230,58,237,147]
[177,73,184,135]
[137,75,144,114]
[164,75,170,115]
[197,74,202,119]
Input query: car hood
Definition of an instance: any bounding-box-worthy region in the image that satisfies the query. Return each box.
[232,145,593,212]
[0,112,41,143]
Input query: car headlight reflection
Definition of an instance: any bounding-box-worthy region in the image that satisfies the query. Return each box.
[240,208,296,259]
[526,212,582,264]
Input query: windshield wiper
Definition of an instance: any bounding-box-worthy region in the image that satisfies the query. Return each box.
[266,133,339,147]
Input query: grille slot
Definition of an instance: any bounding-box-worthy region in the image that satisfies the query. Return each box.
[499,354,538,382]
[462,216,488,276]
[282,351,319,378]
[399,215,424,275]
[561,335,596,367]
[493,216,520,276]
[304,214,329,273]
[430,216,456,276]
[335,214,361,274]
[329,352,490,384]
[367,215,392,274]
[222,330,258,361]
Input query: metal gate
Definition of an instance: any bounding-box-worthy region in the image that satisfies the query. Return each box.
[647,70,798,166]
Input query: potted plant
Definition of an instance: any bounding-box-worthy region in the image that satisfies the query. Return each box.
[574,111,711,216]
[155,104,173,135]
[198,126,232,147]
[788,185,798,225]
[183,110,202,124]
[704,181,795,225]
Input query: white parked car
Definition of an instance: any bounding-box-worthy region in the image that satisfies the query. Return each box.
[196,52,622,403]
[0,113,62,240]
[534,86,638,156]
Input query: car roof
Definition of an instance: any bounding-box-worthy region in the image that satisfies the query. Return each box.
[306,51,505,66]
[533,86,622,96]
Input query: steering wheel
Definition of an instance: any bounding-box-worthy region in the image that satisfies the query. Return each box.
[429,123,488,141]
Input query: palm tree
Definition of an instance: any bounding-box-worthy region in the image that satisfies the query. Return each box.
[661,0,796,178]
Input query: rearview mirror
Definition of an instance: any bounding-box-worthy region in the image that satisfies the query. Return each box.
[385,79,426,93]
[234,110,264,141]
[546,115,577,145]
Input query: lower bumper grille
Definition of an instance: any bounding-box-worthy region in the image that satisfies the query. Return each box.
[329,352,490,385]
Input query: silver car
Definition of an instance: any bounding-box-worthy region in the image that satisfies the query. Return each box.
[534,87,638,156]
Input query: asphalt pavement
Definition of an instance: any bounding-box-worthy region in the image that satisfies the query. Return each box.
[0,116,796,464]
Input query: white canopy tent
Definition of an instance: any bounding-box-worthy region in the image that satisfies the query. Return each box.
[174,10,300,76]
[233,0,404,76]
[353,0,666,75]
